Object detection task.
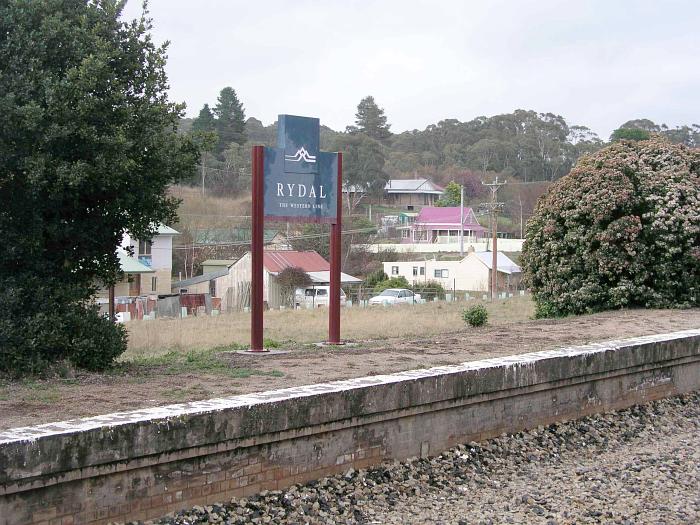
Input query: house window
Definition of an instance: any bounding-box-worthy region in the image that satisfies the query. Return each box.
[151,277,157,292]
[139,240,152,255]
[391,266,399,275]
[138,240,153,267]
[434,269,449,278]
[401,229,409,239]
[420,267,425,276]
[412,266,418,276]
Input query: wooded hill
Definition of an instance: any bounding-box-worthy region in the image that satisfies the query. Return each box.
[181,90,699,200]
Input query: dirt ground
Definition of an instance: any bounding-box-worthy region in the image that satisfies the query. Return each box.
[1,308,699,431]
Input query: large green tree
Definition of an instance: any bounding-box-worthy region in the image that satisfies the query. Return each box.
[213,86,246,153]
[0,0,198,374]
[350,96,392,141]
[334,133,388,212]
[435,181,462,207]
[610,127,651,141]
[618,119,661,132]
[192,103,216,134]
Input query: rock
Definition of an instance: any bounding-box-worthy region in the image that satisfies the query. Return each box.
[152,392,700,525]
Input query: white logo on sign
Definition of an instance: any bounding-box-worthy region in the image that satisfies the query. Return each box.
[285,147,317,163]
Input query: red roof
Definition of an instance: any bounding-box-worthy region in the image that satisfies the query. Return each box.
[263,250,329,273]
[415,207,483,227]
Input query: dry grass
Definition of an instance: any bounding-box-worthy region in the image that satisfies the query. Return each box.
[171,185,251,223]
[124,296,535,358]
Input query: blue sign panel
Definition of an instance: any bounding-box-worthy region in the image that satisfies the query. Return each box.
[278,115,320,175]
[264,115,338,222]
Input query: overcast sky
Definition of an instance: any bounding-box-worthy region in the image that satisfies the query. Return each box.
[121,0,699,139]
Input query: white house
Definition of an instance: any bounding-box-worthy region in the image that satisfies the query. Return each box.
[119,224,178,295]
[383,251,522,293]
[383,178,444,208]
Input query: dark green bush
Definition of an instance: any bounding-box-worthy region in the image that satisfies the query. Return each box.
[374,276,410,292]
[0,2,196,376]
[64,308,128,371]
[0,281,127,377]
[364,269,388,288]
[412,280,446,300]
[533,300,558,319]
[462,304,488,327]
[522,137,700,316]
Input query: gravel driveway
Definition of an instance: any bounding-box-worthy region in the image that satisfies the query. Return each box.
[149,392,700,525]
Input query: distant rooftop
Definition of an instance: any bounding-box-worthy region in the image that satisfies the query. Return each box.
[473,251,521,274]
[172,268,229,289]
[263,250,329,273]
[385,178,444,194]
[415,207,486,229]
[193,228,281,245]
[117,249,154,274]
[156,224,179,235]
[201,259,237,267]
[306,271,362,284]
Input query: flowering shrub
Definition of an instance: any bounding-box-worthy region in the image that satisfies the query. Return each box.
[522,137,700,316]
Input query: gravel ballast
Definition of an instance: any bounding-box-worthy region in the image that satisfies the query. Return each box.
[145,392,700,525]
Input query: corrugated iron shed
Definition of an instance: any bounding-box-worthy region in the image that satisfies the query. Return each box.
[263,250,329,273]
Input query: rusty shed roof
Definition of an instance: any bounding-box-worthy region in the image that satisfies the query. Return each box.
[263,250,330,273]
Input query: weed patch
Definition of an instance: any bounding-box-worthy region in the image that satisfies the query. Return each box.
[124,348,284,379]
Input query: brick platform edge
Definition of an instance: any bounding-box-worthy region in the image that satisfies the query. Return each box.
[1,329,699,525]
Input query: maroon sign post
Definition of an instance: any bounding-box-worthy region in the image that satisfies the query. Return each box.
[328,152,343,344]
[249,115,342,352]
[250,145,265,352]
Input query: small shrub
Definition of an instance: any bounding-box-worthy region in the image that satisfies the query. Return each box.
[364,269,388,288]
[533,300,559,319]
[462,304,488,327]
[374,276,410,293]
[67,307,128,371]
[412,280,446,300]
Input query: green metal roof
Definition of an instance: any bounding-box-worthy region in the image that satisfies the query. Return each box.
[193,228,281,245]
[117,249,155,273]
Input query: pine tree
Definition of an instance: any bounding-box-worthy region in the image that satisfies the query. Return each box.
[353,96,391,141]
[213,87,246,153]
[192,103,216,134]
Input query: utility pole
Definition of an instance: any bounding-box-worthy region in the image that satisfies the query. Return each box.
[459,184,464,257]
[480,177,507,301]
[518,192,524,239]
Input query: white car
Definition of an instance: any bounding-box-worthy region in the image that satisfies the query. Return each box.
[294,286,347,308]
[368,288,421,305]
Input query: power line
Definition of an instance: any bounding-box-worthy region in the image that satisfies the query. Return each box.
[192,164,248,174]
[173,227,378,250]
[178,214,252,218]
